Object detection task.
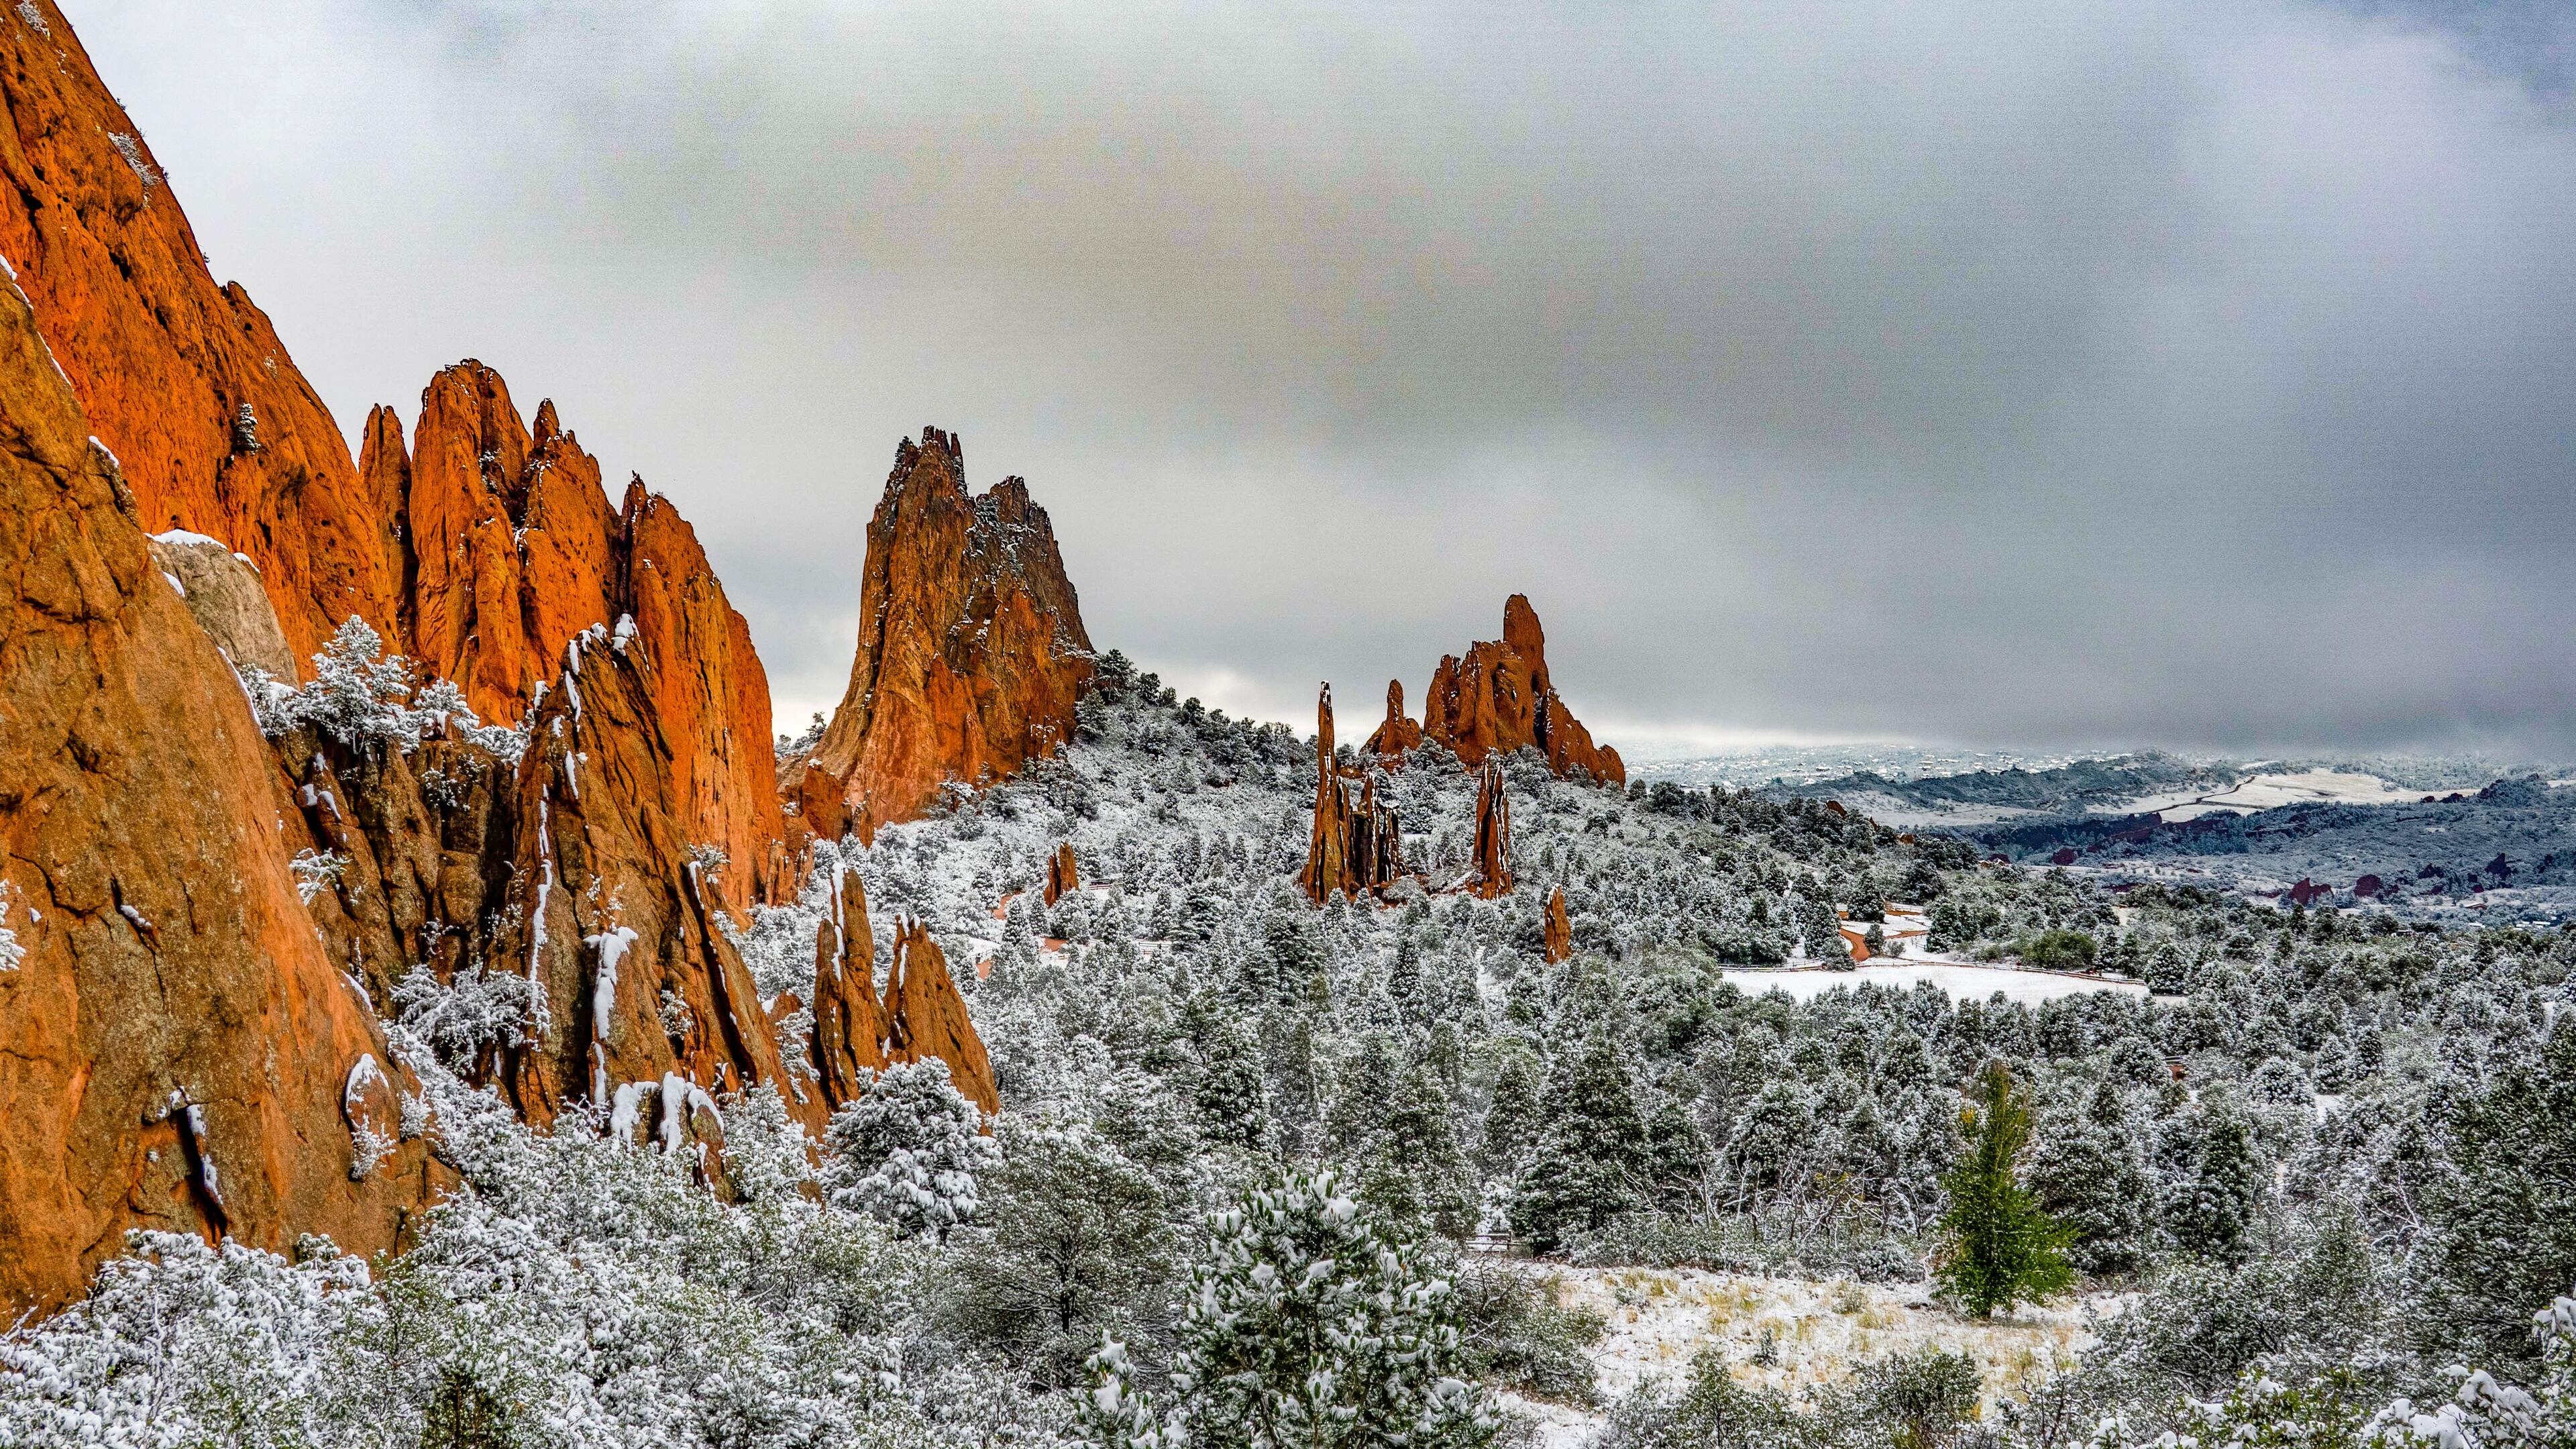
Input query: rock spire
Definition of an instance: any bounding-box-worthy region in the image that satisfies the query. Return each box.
[1421,595,1625,786]
[803,429,1093,841]
[1466,758,1513,899]
[1301,685,1409,904]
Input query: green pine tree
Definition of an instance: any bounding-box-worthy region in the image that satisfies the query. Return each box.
[1934,1061,2074,1316]
[1359,1059,1477,1240]
[1513,1030,1650,1252]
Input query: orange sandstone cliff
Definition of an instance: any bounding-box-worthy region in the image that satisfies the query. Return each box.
[1422,595,1625,786]
[0,270,435,1310]
[0,0,994,1309]
[804,429,1093,839]
[0,0,406,665]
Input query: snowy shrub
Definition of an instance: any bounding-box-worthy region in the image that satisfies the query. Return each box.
[1079,1167,1495,1449]
[246,617,527,762]
[0,1231,376,1449]
[0,881,23,973]
[821,1059,1000,1238]
[391,959,547,1069]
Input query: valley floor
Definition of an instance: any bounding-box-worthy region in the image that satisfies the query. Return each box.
[1501,1267,2125,1446]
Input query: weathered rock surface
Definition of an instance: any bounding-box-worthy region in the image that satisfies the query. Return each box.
[1543,886,1572,963]
[1421,595,1625,786]
[349,368,795,906]
[147,530,297,680]
[1301,684,1407,904]
[1362,678,1424,761]
[808,429,1093,839]
[0,272,433,1311]
[808,859,885,1110]
[494,625,820,1134]
[1466,758,1513,899]
[882,919,1000,1115]
[0,2,408,666]
[1043,842,1079,907]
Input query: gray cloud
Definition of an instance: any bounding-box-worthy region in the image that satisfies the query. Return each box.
[82,0,2576,757]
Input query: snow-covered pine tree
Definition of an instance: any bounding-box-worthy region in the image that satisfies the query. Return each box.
[1513,1030,1651,1251]
[820,1057,1001,1238]
[1076,1169,1493,1449]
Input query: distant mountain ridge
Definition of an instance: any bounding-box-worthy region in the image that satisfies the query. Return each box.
[1779,750,2226,813]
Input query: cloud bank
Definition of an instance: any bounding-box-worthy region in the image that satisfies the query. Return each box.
[78,0,2576,756]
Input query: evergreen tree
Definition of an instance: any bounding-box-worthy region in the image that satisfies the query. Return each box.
[820,1058,1000,1239]
[1478,1048,1545,1185]
[2027,1077,2154,1277]
[1326,1030,1401,1162]
[1359,1059,1477,1240]
[949,1119,1174,1387]
[1933,1061,2074,1316]
[1076,1170,1495,1449]
[1191,1011,1271,1151]
[2422,1018,2576,1368]
[1513,1031,1650,1252]
[2161,1091,2263,1262]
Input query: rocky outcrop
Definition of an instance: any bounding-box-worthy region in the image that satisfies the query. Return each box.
[502,628,813,1125]
[882,919,999,1115]
[147,531,297,680]
[1044,842,1080,907]
[808,858,885,1110]
[1466,759,1513,899]
[1543,886,1572,963]
[806,429,1093,840]
[1362,678,1424,760]
[0,272,433,1311]
[1301,686,1354,902]
[1421,596,1625,786]
[1301,686,1408,904]
[352,368,793,906]
[0,1,408,667]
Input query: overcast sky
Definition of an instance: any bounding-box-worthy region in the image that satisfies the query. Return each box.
[76,0,2576,760]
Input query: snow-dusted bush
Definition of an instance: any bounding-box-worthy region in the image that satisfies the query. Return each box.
[244,616,526,762]
[391,958,547,1069]
[1077,1167,1493,1449]
[820,1059,1000,1238]
[0,1232,374,1449]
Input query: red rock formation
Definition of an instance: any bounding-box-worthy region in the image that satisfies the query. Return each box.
[1301,686,1356,903]
[0,2,408,667]
[1301,685,1409,904]
[808,858,885,1110]
[807,429,1093,839]
[1421,596,1625,786]
[356,371,792,906]
[1543,887,1573,963]
[882,918,1000,1115]
[1044,842,1080,907]
[1466,758,1513,899]
[0,273,432,1311]
[1362,678,1424,760]
[490,625,820,1134]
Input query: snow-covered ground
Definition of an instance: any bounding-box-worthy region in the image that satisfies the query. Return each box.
[1501,1267,2125,1447]
[1719,961,2145,1005]
[2121,769,2416,822]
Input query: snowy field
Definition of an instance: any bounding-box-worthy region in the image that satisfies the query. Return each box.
[1500,1267,2125,1447]
[1718,961,2145,1005]
[2118,769,2416,822]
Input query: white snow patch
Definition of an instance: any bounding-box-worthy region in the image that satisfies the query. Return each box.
[150,529,227,550]
[586,926,639,1032]
[1505,1267,2121,1444]
[1720,961,2145,1005]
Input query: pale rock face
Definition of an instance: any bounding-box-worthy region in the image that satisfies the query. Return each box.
[147,531,297,680]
